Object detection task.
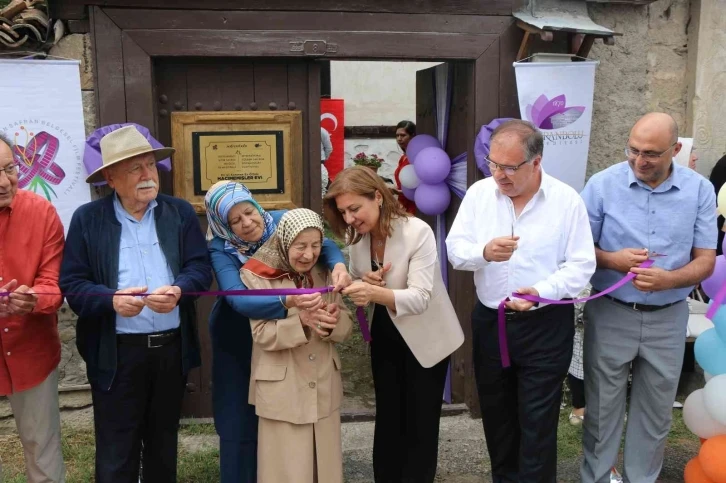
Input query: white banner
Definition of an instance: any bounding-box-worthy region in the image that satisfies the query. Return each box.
[513,61,598,191]
[0,59,91,235]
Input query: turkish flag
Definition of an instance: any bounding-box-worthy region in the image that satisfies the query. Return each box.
[320,99,345,180]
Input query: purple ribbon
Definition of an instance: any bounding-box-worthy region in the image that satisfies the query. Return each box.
[0,285,378,341]
[707,283,726,320]
[496,259,656,368]
[0,287,334,298]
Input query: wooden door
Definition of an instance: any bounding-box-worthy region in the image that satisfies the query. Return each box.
[416,62,480,410]
[154,58,321,418]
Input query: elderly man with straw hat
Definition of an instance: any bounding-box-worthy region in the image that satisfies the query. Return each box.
[59,125,212,483]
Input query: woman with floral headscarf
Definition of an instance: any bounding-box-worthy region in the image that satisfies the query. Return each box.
[204,181,351,483]
[242,208,352,483]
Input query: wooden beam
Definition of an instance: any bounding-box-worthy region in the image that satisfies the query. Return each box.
[576,34,596,58]
[126,29,499,60]
[121,31,155,134]
[104,8,512,35]
[89,7,125,125]
[53,0,514,19]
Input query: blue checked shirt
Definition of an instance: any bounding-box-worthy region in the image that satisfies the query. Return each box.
[581,161,717,305]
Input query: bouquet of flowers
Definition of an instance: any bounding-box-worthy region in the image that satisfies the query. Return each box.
[353,152,383,170]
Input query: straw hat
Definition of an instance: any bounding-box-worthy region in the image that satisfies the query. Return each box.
[85,125,175,183]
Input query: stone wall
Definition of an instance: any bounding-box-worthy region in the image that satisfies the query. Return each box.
[586,0,691,175]
[686,0,726,177]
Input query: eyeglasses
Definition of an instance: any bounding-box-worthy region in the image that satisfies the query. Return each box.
[126,160,158,176]
[0,163,19,178]
[487,158,531,176]
[624,142,677,162]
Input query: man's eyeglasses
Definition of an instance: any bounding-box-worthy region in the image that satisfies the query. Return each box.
[0,163,19,178]
[624,142,677,162]
[487,158,530,176]
[126,160,158,176]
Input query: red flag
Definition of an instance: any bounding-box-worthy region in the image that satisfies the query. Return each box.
[320,99,345,180]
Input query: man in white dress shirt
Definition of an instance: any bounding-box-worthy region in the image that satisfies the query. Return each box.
[446,120,596,483]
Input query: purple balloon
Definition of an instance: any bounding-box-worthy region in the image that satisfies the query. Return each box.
[414,147,451,184]
[414,182,451,216]
[401,187,417,201]
[406,134,440,163]
[703,255,726,300]
[84,123,172,186]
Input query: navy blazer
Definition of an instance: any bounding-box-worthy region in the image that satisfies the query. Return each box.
[60,193,213,391]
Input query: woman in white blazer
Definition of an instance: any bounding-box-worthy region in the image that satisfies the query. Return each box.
[324,166,464,483]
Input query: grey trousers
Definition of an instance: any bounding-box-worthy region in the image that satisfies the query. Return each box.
[2,368,66,483]
[580,296,688,483]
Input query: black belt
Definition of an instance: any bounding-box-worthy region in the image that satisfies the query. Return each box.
[480,300,571,320]
[117,328,180,348]
[601,293,682,312]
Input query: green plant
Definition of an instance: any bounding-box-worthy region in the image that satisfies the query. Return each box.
[353,152,383,169]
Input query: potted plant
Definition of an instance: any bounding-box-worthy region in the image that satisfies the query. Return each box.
[353,152,384,173]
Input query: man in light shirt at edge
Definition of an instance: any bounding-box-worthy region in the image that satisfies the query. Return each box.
[446,119,596,483]
[579,113,716,483]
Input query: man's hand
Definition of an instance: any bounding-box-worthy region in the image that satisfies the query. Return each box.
[484,236,520,263]
[144,285,182,314]
[608,248,649,273]
[113,286,147,318]
[505,287,539,312]
[630,266,675,292]
[8,285,38,315]
[0,279,18,317]
[342,281,377,307]
[362,262,391,287]
[331,263,353,292]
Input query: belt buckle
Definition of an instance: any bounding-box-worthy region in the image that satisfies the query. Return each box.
[147,333,165,349]
[632,302,639,311]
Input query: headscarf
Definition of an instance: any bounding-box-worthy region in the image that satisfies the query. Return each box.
[204,180,276,263]
[245,208,325,288]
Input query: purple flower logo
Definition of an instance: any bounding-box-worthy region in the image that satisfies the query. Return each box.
[525,94,585,130]
[13,126,65,201]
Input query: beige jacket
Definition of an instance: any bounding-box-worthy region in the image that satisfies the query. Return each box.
[349,216,464,368]
[241,265,352,425]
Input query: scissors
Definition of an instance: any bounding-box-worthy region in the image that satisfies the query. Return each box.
[647,250,667,258]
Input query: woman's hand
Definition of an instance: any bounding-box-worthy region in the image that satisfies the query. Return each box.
[286,293,324,311]
[299,307,339,337]
[362,262,391,287]
[331,263,353,292]
[342,281,378,307]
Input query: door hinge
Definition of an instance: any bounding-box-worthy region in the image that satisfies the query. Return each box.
[290,40,338,56]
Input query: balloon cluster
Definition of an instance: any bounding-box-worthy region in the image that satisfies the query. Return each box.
[683,196,726,482]
[397,134,452,216]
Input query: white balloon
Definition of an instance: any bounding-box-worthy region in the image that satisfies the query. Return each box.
[683,389,726,439]
[705,371,714,382]
[704,374,726,426]
[399,164,420,189]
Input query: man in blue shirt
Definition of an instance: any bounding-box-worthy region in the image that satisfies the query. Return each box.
[580,112,717,483]
[60,125,212,483]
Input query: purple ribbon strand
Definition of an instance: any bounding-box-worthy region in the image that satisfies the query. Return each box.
[496,259,656,368]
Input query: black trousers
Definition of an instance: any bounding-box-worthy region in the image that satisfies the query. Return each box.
[568,373,586,409]
[370,304,449,483]
[472,302,573,483]
[92,330,186,483]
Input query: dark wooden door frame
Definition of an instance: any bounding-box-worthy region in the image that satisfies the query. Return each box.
[89,5,522,415]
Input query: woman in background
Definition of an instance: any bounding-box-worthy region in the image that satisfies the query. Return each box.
[205,181,351,483]
[325,166,464,482]
[393,120,416,214]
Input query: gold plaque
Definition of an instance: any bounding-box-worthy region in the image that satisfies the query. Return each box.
[171,112,303,213]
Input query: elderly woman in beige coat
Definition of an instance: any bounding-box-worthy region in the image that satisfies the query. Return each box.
[325,166,465,483]
[241,208,352,483]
